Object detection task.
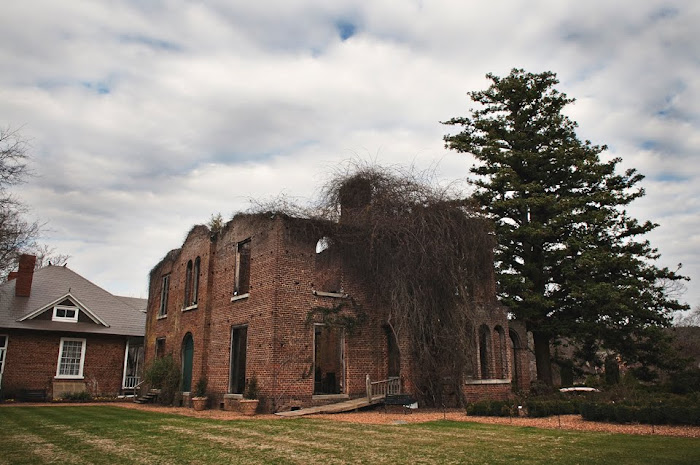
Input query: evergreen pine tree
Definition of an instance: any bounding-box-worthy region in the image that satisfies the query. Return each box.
[444,69,688,385]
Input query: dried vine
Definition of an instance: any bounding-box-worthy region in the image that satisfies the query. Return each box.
[305,300,367,336]
[252,163,496,406]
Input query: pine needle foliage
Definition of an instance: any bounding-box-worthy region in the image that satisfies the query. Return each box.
[443,69,688,384]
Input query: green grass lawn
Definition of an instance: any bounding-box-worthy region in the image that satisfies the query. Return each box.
[0,406,698,464]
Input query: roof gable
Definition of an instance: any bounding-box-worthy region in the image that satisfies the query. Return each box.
[17,292,109,327]
[0,265,145,336]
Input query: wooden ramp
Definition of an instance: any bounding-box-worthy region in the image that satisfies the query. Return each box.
[275,395,386,417]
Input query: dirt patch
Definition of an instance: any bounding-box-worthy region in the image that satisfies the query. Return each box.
[5,402,699,438]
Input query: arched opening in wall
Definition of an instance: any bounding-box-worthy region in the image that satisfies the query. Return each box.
[478,324,491,379]
[509,329,522,391]
[184,260,193,307]
[315,237,341,293]
[384,325,400,378]
[181,333,194,392]
[494,325,507,379]
[192,257,200,305]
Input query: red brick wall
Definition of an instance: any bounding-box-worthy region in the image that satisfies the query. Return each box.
[145,215,516,411]
[144,225,213,392]
[463,381,512,403]
[0,329,128,398]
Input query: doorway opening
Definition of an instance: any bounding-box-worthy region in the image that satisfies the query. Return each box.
[229,326,247,394]
[314,325,344,394]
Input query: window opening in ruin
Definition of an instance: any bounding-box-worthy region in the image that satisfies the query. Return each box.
[181,333,194,392]
[314,324,344,395]
[315,237,341,293]
[494,325,507,379]
[234,239,251,296]
[192,257,200,305]
[155,338,166,358]
[159,274,170,317]
[56,337,86,379]
[184,260,193,308]
[509,329,522,391]
[385,325,400,378]
[229,326,247,394]
[478,324,491,379]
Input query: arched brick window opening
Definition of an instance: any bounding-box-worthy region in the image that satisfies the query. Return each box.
[315,237,341,293]
[494,325,507,379]
[184,260,193,307]
[509,329,523,391]
[234,239,251,296]
[478,324,491,379]
[181,333,194,392]
[192,257,200,305]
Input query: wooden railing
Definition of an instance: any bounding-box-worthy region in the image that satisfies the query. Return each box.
[132,380,145,402]
[123,376,141,390]
[366,375,400,401]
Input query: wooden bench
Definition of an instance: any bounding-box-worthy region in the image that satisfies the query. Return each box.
[384,394,416,414]
[18,389,47,402]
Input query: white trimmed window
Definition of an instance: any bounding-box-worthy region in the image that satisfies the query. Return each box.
[56,337,86,379]
[52,305,79,323]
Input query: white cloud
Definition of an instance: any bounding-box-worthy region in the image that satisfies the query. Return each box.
[1,0,698,309]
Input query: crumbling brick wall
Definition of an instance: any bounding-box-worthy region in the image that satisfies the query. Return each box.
[145,214,517,411]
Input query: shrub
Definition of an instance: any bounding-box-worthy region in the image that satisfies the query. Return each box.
[580,400,700,425]
[466,400,513,417]
[526,400,578,417]
[144,355,180,405]
[667,369,700,395]
[61,391,92,402]
[244,376,259,400]
[194,378,207,398]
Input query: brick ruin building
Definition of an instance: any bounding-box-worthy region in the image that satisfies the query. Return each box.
[145,196,530,412]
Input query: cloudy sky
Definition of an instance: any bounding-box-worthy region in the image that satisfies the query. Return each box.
[1,1,698,310]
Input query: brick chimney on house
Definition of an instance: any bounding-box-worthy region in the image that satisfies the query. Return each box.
[15,254,37,297]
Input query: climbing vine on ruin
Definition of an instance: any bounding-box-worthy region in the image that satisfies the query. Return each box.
[305,300,367,336]
[252,163,496,406]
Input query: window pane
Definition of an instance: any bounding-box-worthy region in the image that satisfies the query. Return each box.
[59,340,83,376]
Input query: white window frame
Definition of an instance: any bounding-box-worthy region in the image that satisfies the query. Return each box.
[0,334,7,389]
[52,305,79,323]
[56,337,86,379]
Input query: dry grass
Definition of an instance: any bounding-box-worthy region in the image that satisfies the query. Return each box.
[2,403,699,465]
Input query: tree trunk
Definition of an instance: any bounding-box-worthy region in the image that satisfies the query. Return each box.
[533,331,553,386]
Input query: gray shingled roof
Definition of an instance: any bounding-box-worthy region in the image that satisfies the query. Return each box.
[0,265,146,336]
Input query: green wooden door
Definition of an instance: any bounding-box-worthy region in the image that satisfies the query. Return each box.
[182,333,194,392]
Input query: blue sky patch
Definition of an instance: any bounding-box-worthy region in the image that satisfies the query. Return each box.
[336,20,357,41]
[82,81,110,94]
[119,34,182,52]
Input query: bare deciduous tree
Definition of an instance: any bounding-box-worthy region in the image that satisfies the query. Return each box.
[0,126,40,277]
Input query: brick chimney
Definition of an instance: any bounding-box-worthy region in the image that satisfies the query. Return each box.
[15,254,37,297]
[339,176,372,224]
[7,271,18,281]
